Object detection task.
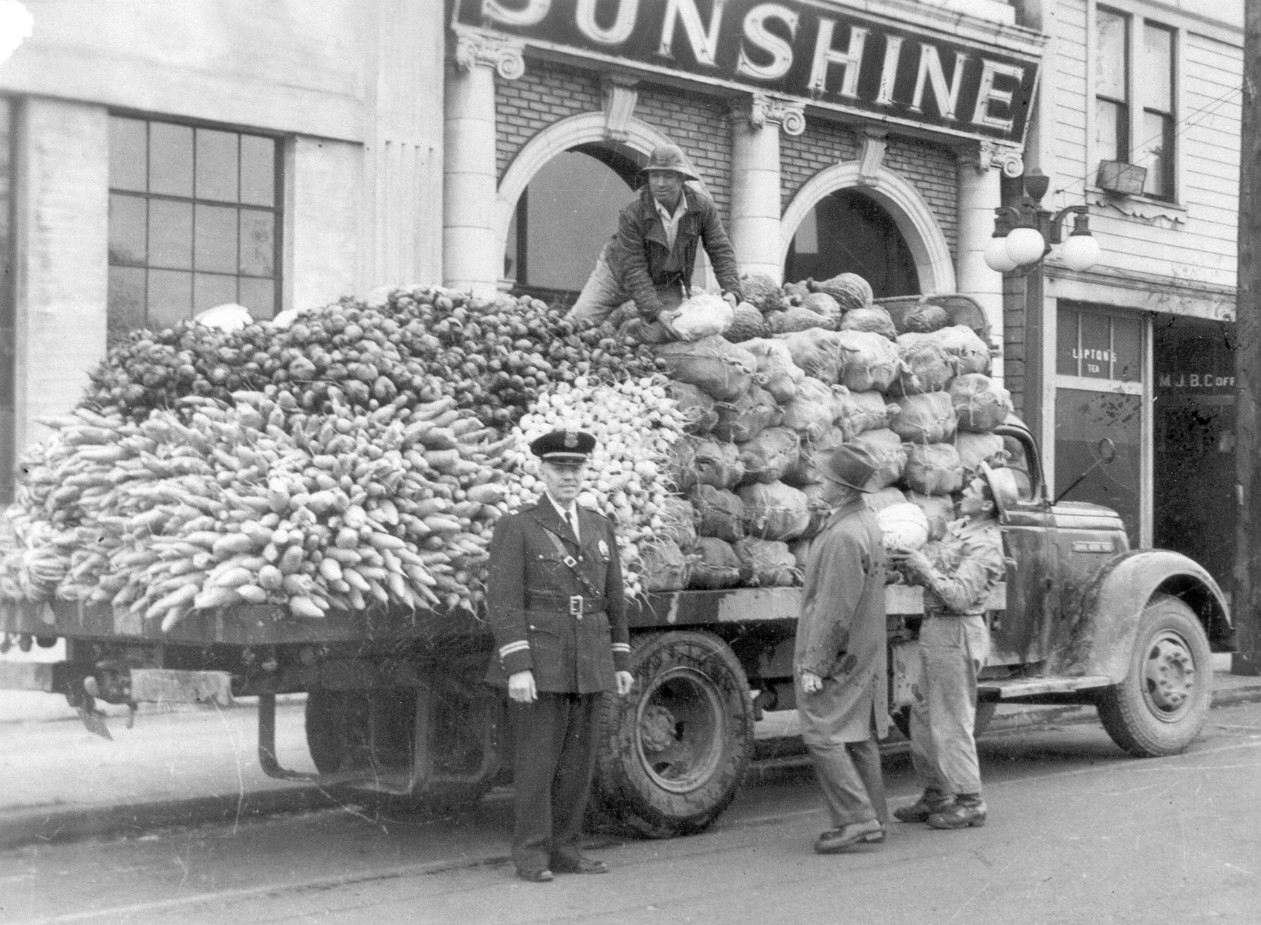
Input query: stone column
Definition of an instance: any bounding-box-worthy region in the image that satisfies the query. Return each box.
[957,143,1022,384]
[443,28,523,297]
[14,99,109,452]
[729,94,804,283]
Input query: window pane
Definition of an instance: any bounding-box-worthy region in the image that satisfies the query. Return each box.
[109,194,147,266]
[239,209,275,276]
[195,204,238,273]
[1096,10,1128,100]
[148,200,193,269]
[194,273,238,312]
[109,117,148,191]
[1095,100,1124,162]
[522,151,633,292]
[238,276,276,318]
[108,266,146,341]
[240,135,276,206]
[196,129,239,202]
[1142,23,1173,113]
[1079,312,1112,380]
[1055,388,1141,547]
[147,269,192,329]
[1057,308,1080,376]
[149,122,194,197]
[1140,111,1173,199]
[1113,314,1143,383]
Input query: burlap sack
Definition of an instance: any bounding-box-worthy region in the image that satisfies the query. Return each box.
[889,391,958,444]
[691,484,746,543]
[902,442,965,496]
[657,335,757,402]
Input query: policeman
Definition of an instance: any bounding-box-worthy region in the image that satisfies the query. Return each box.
[485,429,634,883]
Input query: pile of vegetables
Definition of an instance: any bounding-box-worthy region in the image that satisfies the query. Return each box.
[0,288,666,629]
[1,273,1013,630]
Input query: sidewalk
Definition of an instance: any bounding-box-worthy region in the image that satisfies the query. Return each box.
[2,656,1259,851]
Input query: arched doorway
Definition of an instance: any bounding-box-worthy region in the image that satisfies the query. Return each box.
[504,144,640,306]
[783,189,919,297]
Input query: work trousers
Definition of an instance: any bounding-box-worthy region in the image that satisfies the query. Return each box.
[908,615,991,796]
[566,245,683,331]
[508,691,601,873]
[805,737,887,828]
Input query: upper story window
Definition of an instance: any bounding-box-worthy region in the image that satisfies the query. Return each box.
[1094,7,1176,200]
[107,116,281,341]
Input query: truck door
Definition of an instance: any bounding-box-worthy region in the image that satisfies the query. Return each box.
[988,424,1060,667]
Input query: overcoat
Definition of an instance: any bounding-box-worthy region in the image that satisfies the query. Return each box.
[484,497,631,693]
[609,186,743,321]
[793,496,890,744]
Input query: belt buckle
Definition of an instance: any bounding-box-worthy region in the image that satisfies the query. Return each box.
[569,595,583,617]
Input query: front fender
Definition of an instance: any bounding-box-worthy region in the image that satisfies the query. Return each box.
[1051,549,1232,682]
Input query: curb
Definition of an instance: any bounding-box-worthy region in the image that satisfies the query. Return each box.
[4,679,1260,853]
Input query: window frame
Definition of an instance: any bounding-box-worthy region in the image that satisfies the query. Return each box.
[106,112,284,338]
[1089,3,1181,203]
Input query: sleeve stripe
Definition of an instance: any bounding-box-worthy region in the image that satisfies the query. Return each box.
[499,641,530,658]
[611,643,631,653]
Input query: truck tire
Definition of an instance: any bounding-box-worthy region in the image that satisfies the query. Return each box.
[590,631,754,839]
[891,700,997,742]
[1097,594,1212,757]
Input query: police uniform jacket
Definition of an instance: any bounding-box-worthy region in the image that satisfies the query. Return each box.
[484,497,631,694]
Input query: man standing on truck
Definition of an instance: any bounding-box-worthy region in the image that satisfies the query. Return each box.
[485,429,635,883]
[888,464,1013,830]
[795,444,890,854]
[565,143,743,341]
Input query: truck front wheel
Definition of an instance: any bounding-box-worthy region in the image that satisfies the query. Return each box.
[1097,594,1212,757]
[591,631,754,838]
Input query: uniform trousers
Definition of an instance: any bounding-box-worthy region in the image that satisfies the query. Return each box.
[908,614,991,796]
[806,737,888,828]
[508,691,601,872]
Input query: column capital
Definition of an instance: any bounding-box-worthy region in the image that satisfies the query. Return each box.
[601,74,640,142]
[732,92,806,136]
[452,25,526,80]
[966,140,1025,177]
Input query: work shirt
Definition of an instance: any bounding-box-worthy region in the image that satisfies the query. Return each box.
[915,518,1005,616]
[655,191,687,254]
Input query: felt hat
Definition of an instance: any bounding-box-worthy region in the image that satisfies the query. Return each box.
[819,444,881,493]
[641,144,701,181]
[529,430,596,467]
[978,462,1019,514]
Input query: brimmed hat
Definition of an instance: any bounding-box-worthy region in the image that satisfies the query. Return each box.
[641,144,701,181]
[978,462,1019,514]
[819,444,881,493]
[530,430,596,467]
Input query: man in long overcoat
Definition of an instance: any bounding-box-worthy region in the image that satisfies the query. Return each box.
[794,443,890,853]
[485,429,635,883]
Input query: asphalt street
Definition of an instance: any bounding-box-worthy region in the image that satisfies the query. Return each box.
[2,696,1260,925]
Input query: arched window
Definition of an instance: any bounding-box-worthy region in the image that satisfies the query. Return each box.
[783,189,918,297]
[505,145,639,306]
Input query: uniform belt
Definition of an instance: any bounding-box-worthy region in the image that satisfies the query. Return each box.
[923,609,985,619]
[527,594,606,616]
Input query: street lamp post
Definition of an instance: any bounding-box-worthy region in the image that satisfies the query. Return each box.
[982,168,1100,459]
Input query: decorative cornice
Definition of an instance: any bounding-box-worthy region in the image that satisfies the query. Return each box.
[601,74,639,142]
[453,26,525,80]
[733,92,806,136]
[856,130,888,187]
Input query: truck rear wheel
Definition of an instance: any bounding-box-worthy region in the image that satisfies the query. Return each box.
[1097,594,1212,757]
[591,631,753,839]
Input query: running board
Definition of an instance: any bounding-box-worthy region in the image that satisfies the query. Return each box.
[980,675,1113,699]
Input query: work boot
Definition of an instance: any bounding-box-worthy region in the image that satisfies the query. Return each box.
[813,818,884,854]
[927,794,987,829]
[892,789,953,823]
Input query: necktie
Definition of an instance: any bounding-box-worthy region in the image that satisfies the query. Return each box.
[568,509,580,542]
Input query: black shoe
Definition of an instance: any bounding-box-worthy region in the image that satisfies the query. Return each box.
[551,854,609,875]
[813,819,883,854]
[893,790,954,824]
[927,797,987,830]
[516,867,554,883]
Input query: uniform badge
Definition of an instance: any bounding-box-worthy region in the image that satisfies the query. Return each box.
[598,539,610,559]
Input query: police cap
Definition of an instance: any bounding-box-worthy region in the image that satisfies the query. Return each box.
[529,429,596,466]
